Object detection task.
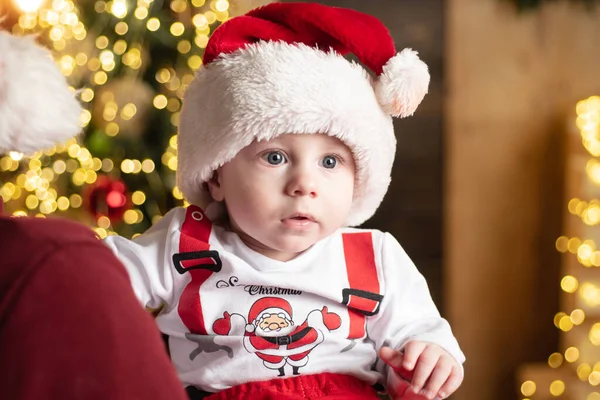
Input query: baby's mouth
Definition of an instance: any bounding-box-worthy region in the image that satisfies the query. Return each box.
[282,213,316,227]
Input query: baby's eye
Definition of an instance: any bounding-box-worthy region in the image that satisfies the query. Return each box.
[321,155,338,169]
[263,151,287,165]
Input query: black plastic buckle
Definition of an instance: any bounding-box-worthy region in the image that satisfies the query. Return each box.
[172,250,222,275]
[341,288,383,316]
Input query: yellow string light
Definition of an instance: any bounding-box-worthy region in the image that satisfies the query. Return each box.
[94,228,108,239]
[132,191,146,205]
[101,159,114,172]
[590,323,600,345]
[14,0,45,13]
[578,364,592,381]
[591,371,600,386]
[214,0,229,12]
[571,308,585,325]
[193,13,208,29]
[113,39,127,55]
[169,135,178,149]
[170,0,187,13]
[106,122,120,137]
[81,88,95,102]
[170,112,180,127]
[70,194,82,208]
[177,40,192,54]
[549,380,565,395]
[121,159,135,174]
[94,71,108,85]
[521,380,536,397]
[564,347,580,363]
[134,6,149,19]
[153,95,168,109]
[167,156,178,171]
[121,103,137,120]
[156,68,171,83]
[132,160,142,174]
[110,0,128,18]
[147,17,160,31]
[115,21,128,35]
[172,186,183,200]
[567,237,582,253]
[548,352,563,368]
[170,21,185,36]
[204,10,216,24]
[141,159,155,173]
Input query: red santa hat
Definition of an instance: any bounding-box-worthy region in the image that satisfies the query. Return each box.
[178,2,430,226]
[0,32,82,155]
[246,297,293,333]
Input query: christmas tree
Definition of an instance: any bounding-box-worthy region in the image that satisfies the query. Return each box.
[0,0,270,238]
[518,96,600,399]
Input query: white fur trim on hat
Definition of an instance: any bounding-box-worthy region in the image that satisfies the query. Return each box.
[178,41,396,226]
[0,32,82,154]
[374,49,430,118]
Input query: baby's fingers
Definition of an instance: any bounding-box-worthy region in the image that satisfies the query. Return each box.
[380,347,417,383]
[379,346,405,371]
[420,359,452,399]
[403,341,427,371]
[437,365,463,399]
[410,349,439,394]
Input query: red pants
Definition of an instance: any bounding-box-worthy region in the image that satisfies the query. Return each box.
[204,373,381,400]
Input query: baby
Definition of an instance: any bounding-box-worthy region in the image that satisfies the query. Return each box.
[105,3,465,400]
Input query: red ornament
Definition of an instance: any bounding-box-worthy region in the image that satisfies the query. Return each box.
[84,175,130,223]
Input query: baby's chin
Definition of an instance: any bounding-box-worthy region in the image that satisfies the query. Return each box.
[239,231,321,261]
[267,242,317,261]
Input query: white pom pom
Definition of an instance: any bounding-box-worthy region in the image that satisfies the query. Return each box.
[0,32,82,154]
[245,323,255,333]
[374,48,430,118]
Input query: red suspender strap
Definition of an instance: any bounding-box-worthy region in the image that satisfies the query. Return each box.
[175,205,221,335]
[341,232,383,340]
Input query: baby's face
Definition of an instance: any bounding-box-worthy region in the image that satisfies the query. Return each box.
[208,133,355,262]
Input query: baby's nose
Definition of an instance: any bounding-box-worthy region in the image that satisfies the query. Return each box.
[286,168,318,198]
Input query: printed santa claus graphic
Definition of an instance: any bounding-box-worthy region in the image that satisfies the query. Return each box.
[212,297,342,376]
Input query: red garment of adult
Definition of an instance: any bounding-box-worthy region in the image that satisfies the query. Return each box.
[0,212,187,400]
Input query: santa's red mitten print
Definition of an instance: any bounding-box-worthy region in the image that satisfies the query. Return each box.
[212,312,232,335]
[321,306,342,331]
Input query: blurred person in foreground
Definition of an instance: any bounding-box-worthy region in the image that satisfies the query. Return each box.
[0,30,187,400]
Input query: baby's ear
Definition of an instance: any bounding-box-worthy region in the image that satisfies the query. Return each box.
[206,171,224,202]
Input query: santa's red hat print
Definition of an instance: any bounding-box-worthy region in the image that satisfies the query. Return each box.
[0,32,82,155]
[178,2,430,227]
[246,297,294,334]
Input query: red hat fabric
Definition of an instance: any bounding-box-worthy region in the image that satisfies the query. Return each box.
[178,2,429,226]
[204,3,396,75]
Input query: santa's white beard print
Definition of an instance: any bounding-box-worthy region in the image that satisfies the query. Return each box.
[255,323,295,337]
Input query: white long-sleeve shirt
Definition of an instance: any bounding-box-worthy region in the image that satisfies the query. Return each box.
[104,205,464,393]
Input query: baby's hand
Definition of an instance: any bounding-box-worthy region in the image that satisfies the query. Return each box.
[379,341,463,399]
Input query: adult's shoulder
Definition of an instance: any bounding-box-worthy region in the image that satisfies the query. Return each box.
[0,215,97,248]
[0,216,102,300]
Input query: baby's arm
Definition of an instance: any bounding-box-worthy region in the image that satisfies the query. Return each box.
[368,233,465,399]
[103,211,181,312]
